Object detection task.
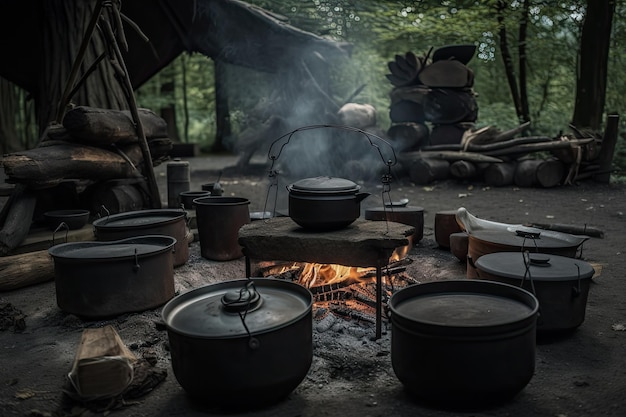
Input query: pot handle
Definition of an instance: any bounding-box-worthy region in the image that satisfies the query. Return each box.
[267,124,397,170]
[221,280,262,350]
[51,222,69,246]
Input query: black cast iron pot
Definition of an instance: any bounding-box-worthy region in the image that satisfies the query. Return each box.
[92,209,189,267]
[474,251,595,333]
[287,176,370,231]
[49,235,177,319]
[161,278,313,410]
[390,279,539,409]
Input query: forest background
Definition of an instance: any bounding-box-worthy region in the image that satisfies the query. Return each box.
[2,0,625,179]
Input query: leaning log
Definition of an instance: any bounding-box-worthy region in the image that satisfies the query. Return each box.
[0,185,37,256]
[61,106,169,145]
[2,142,139,187]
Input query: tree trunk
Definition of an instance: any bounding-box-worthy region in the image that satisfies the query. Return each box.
[571,0,616,130]
[40,0,128,134]
[212,59,230,152]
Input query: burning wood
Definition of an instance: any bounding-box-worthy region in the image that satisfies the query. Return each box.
[255,257,417,321]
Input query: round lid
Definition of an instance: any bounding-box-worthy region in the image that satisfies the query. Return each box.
[470,229,579,249]
[288,176,359,193]
[48,235,176,260]
[93,209,185,229]
[390,279,538,336]
[475,252,595,281]
[162,278,312,338]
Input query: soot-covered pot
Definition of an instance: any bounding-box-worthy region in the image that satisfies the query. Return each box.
[286,176,370,231]
[161,278,313,410]
[474,252,595,332]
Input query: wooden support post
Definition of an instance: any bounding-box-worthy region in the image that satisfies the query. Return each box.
[593,113,620,183]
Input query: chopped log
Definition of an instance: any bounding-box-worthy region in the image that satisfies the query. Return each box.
[418,60,473,88]
[389,100,426,123]
[423,88,478,124]
[536,159,565,187]
[68,325,136,399]
[449,160,478,179]
[61,106,169,145]
[2,143,138,186]
[429,124,469,146]
[526,223,604,239]
[0,185,37,255]
[514,159,542,187]
[593,113,620,183]
[409,158,450,185]
[0,249,54,291]
[515,158,564,188]
[387,122,429,152]
[483,161,516,186]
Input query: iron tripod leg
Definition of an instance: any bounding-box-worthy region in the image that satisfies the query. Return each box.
[374,258,384,341]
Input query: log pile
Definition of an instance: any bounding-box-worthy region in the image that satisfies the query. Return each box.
[0,106,172,256]
[397,120,612,187]
[385,44,478,152]
[383,44,619,187]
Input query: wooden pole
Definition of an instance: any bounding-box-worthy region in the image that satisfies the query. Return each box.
[593,113,620,183]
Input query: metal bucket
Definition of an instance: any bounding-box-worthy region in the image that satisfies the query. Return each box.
[194,196,250,261]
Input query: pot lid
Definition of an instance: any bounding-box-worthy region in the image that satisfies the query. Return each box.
[470,229,581,249]
[48,235,176,260]
[162,278,312,338]
[288,176,359,193]
[93,209,185,229]
[390,279,538,335]
[475,252,595,282]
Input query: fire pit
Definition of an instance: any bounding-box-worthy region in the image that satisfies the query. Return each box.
[238,217,414,339]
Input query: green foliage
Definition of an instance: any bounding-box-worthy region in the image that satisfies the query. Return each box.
[132,0,626,172]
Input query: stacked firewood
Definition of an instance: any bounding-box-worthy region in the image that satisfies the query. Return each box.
[0,106,172,255]
[385,45,478,152]
[396,122,603,187]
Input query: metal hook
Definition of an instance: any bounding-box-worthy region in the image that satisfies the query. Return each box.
[51,222,69,246]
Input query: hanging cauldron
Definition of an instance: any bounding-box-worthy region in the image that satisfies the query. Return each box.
[49,235,176,318]
[474,252,595,332]
[287,176,370,231]
[161,278,313,409]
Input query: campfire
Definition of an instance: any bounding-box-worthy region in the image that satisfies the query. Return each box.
[252,245,417,323]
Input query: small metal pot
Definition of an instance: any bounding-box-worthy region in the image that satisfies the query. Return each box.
[390,279,538,408]
[287,176,370,231]
[474,252,595,332]
[49,235,176,318]
[162,278,313,409]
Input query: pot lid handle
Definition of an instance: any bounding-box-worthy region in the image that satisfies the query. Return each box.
[221,282,262,313]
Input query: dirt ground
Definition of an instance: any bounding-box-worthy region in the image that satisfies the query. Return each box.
[1,154,625,417]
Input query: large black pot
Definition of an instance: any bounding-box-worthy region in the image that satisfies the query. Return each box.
[390,279,539,408]
[49,235,176,318]
[161,278,313,409]
[475,252,595,333]
[287,176,370,231]
[92,209,189,267]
